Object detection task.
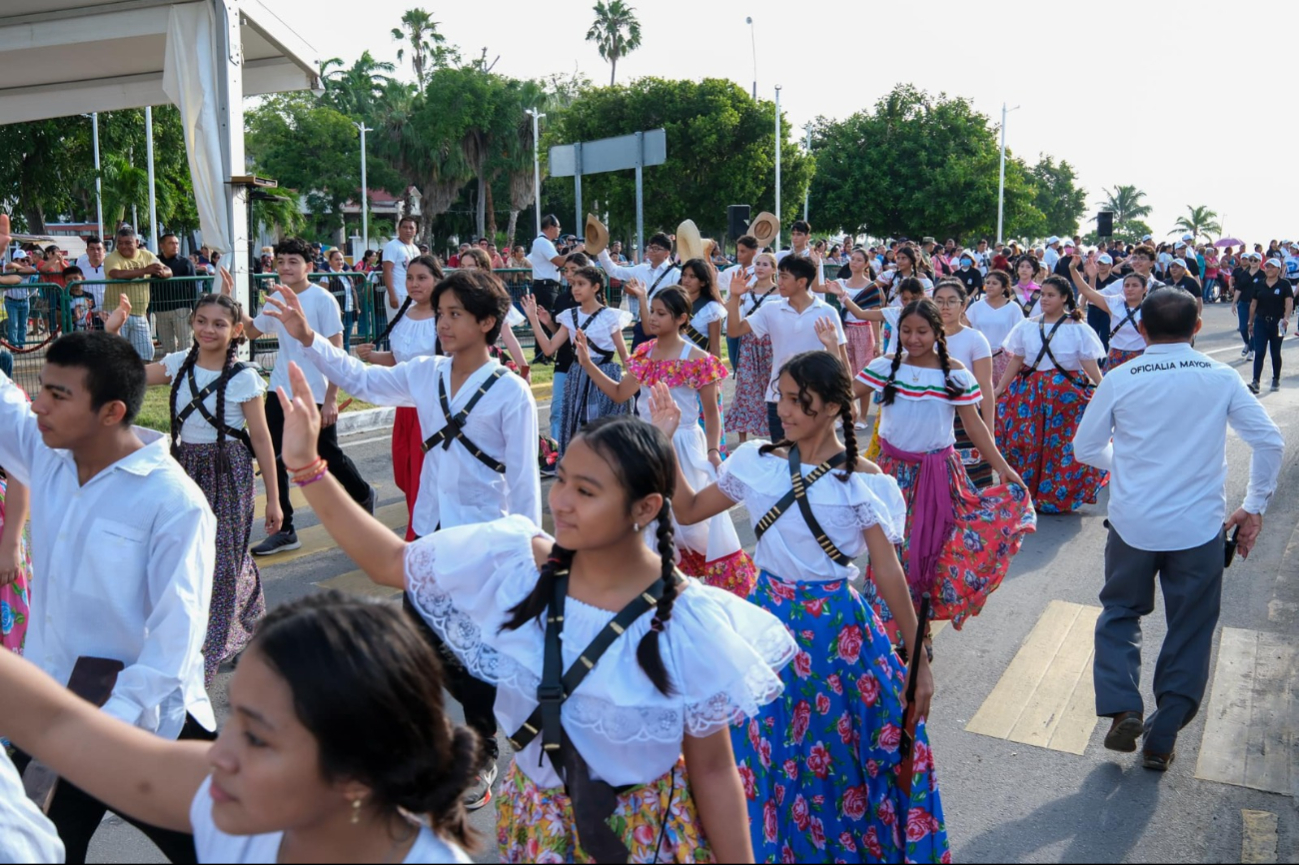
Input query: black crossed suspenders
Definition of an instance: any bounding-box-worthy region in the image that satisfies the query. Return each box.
[754,446,853,567]
[420,367,509,473]
[1110,304,1140,339]
[176,363,255,454]
[1020,317,1091,390]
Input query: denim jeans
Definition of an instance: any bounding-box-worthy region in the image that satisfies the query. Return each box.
[1202,277,1218,302]
[342,310,356,350]
[0,347,11,380]
[1237,303,1251,349]
[4,297,28,347]
[726,335,742,372]
[550,370,568,441]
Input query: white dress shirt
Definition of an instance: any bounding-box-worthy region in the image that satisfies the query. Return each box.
[0,377,216,738]
[1072,342,1284,551]
[596,251,679,318]
[745,295,848,401]
[528,235,562,282]
[0,749,64,863]
[305,339,541,535]
[73,255,108,310]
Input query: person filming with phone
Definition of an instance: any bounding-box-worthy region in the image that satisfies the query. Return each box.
[1072,287,1283,773]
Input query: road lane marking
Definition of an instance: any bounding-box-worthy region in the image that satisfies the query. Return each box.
[314,569,402,601]
[1241,810,1279,864]
[1195,628,1296,796]
[965,600,1101,755]
[258,502,409,568]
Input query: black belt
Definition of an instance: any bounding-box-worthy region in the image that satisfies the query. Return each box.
[533,279,561,286]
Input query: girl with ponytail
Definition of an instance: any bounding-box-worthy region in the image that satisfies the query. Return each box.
[273,373,790,864]
[853,298,1035,647]
[107,290,279,686]
[994,275,1108,514]
[657,352,950,864]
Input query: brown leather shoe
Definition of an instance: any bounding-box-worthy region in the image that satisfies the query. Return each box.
[1141,749,1175,771]
[1104,712,1144,753]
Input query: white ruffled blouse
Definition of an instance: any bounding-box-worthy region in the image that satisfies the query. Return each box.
[389,314,439,364]
[403,515,797,790]
[716,441,907,582]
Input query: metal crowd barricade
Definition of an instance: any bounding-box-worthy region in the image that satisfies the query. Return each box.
[248,271,378,377]
[63,276,217,355]
[1,281,69,396]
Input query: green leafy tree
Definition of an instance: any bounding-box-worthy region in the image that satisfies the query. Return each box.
[1030,155,1087,237]
[808,85,1042,241]
[321,51,396,120]
[546,77,811,245]
[1099,185,1151,225]
[1171,205,1221,242]
[391,8,458,94]
[586,1,642,87]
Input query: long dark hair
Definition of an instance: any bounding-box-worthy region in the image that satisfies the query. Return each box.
[760,351,858,481]
[1041,274,1083,322]
[880,299,964,405]
[376,255,443,345]
[680,258,724,306]
[254,592,479,850]
[652,285,690,333]
[168,293,247,506]
[501,415,680,696]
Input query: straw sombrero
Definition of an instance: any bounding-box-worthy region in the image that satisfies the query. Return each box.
[676,219,712,263]
[584,214,609,256]
[747,211,780,248]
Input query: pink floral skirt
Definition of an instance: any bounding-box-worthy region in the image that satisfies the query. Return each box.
[726,332,773,436]
[844,322,876,379]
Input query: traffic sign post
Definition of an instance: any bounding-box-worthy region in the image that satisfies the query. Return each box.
[550,129,666,258]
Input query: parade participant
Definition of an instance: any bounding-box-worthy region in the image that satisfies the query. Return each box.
[1070,264,1150,368]
[106,289,280,687]
[854,300,1034,642]
[0,462,29,654]
[230,239,376,557]
[1233,252,1263,359]
[660,352,949,864]
[1246,258,1293,393]
[720,235,759,367]
[523,266,632,455]
[457,247,530,374]
[267,269,540,806]
[0,331,217,863]
[965,268,1025,387]
[932,281,997,486]
[280,373,793,863]
[871,245,933,305]
[1166,259,1204,316]
[574,286,756,597]
[0,747,63,863]
[776,219,814,261]
[725,253,779,444]
[673,258,727,356]
[1125,245,1166,292]
[597,232,679,350]
[1069,252,1123,353]
[1073,289,1283,771]
[726,255,848,442]
[0,593,477,863]
[350,255,442,540]
[1011,254,1042,315]
[995,276,1106,514]
[833,248,882,419]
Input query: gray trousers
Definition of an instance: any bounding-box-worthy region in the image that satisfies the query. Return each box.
[1093,524,1224,754]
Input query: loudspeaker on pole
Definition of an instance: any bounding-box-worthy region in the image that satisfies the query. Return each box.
[1097,211,1114,237]
[728,205,752,241]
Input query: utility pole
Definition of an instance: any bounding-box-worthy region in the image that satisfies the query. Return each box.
[354,122,372,249]
[525,108,546,236]
[997,102,1020,245]
[803,122,812,223]
[774,85,782,250]
[145,105,158,250]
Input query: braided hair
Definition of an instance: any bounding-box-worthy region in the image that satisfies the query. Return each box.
[501,415,680,695]
[375,255,443,347]
[881,299,964,405]
[759,351,859,481]
[1042,274,1083,322]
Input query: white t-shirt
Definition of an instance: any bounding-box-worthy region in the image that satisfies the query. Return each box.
[253,285,344,396]
[381,239,420,304]
[74,255,108,309]
[528,235,561,282]
[559,306,633,355]
[189,777,471,864]
[965,298,1026,354]
[943,326,992,372]
[746,295,847,401]
[162,352,267,444]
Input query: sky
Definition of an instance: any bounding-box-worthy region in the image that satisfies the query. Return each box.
[271,0,1291,246]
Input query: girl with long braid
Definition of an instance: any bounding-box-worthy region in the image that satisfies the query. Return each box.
[274,365,795,863]
[574,286,756,597]
[995,275,1107,514]
[853,299,1035,646]
[659,350,949,864]
[107,291,280,685]
[933,280,997,487]
[354,255,441,541]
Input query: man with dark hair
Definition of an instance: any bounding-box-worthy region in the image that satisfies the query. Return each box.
[777,220,813,262]
[381,216,420,316]
[597,230,678,350]
[154,232,200,354]
[0,331,217,862]
[527,215,574,315]
[1073,287,1283,773]
[228,237,376,555]
[104,225,171,360]
[74,236,107,328]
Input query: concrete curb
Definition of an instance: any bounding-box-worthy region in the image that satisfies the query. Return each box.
[335,406,395,436]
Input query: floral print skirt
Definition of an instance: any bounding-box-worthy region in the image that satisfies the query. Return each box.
[679,548,757,598]
[726,332,773,436]
[496,757,714,864]
[732,572,949,864]
[0,476,32,654]
[865,447,1036,641]
[177,442,266,686]
[996,370,1107,514]
[1107,346,1143,369]
[844,323,876,379]
[560,359,630,456]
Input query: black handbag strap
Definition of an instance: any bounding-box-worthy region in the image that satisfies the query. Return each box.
[749,284,778,312]
[571,307,614,364]
[420,366,508,472]
[647,265,674,296]
[684,321,708,349]
[1110,303,1140,339]
[753,447,852,566]
[509,568,680,755]
[176,362,255,454]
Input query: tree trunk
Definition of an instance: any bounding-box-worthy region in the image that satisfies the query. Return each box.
[476,176,487,239]
[610,56,617,87]
[506,209,519,251]
[23,202,46,234]
[485,180,498,242]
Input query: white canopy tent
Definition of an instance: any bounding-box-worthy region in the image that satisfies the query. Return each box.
[0,0,320,314]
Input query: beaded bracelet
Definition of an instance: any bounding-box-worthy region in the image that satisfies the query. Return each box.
[283,457,322,474]
[293,466,330,488]
[288,458,326,483]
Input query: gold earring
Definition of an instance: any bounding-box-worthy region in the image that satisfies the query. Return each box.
[351,797,362,825]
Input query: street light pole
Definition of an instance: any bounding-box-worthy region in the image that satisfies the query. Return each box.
[775,85,782,250]
[746,17,757,100]
[996,102,1020,245]
[145,105,158,251]
[83,113,103,240]
[354,122,372,252]
[803,122,812,223]
[525,108,546,236]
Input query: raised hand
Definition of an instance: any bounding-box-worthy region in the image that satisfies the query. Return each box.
[647,381,680,436]
[275,362,322,469]
[218,265,234,297]
[623,277,646,299]
[573,327,592,368]
[729,268,751,297]
[104,293,132,335]
[1084,256,1099,280]
[520,292,540,321]
[814,316,840,352]
[824,279,846,299]
[263,288,315,346]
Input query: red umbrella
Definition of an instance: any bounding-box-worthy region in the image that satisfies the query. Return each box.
[1215,237,1244,248]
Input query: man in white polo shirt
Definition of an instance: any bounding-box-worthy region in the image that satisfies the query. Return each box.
[598,231,678,349]
[1073,288,1283,772]
[381,216,420,312]
[74,235,108,328]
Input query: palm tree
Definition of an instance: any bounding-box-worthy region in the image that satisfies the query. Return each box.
[1099,184,1152,226]
[1171,205,1222,242]
[391,8,456,93]
[586,0,642,86]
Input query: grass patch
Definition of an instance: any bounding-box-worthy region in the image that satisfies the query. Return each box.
[136,382,377,433]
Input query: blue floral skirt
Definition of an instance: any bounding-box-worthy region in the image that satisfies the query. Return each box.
[732,571,950,863]
[559,359,630,456]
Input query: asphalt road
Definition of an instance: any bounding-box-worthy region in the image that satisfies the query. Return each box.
[89,303,1297,864]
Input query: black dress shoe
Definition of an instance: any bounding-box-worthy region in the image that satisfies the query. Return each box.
[1104,712,1144,753]
[1141,749,1175,771]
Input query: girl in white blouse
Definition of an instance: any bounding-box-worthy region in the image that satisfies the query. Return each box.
[109,290,279,687]
[273,367,793,864]
[994,275,1108,514]
[964,268,1025,386]
[656,351,949,864]
[0,593,475,865]
[1070,265,1150,369]
[934,280,996,486]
